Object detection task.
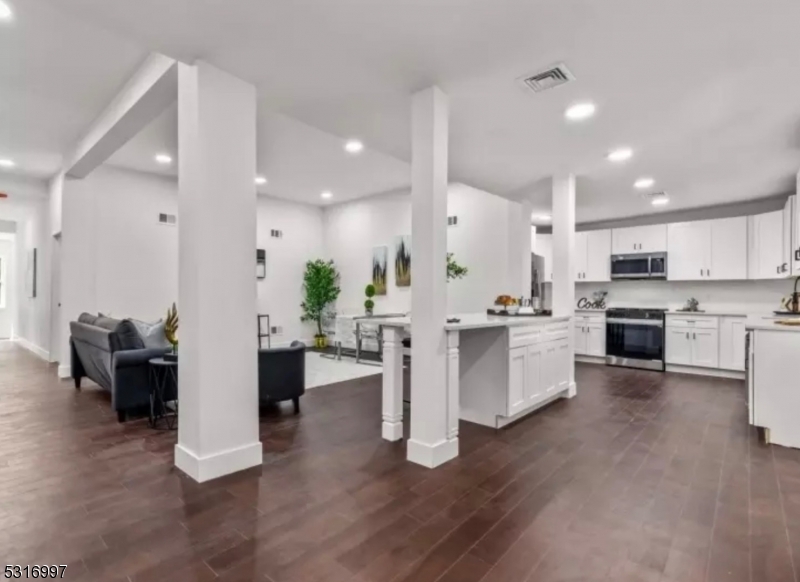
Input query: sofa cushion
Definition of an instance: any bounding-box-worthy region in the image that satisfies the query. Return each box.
[95,315,122,331]
[110,320,145,352]
[131,319,171,351]
[77,312,99,326]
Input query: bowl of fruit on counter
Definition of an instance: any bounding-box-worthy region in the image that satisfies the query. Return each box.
[494,295,520,315]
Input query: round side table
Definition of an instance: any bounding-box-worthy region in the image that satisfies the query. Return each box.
[149,357,178,430]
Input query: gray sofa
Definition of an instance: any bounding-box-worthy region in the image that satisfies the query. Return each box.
[70,313,170,422]
[258,341,306,414]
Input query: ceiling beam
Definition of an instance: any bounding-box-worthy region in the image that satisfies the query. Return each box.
[65,53,177,179]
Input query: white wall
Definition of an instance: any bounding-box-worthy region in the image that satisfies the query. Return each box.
[0,237,15,338]
[57,165,324,367]
[323,183,516,315]
[0,176,51,358]
[576,279,791,313]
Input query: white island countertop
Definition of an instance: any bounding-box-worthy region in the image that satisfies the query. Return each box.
[746,318,800,333]
[360,312,571,332]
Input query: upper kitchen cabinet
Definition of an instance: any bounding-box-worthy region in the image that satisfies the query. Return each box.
[749,209,789,279]
[611,224,667,254]
[534,233,553,283]
[668,217,748,281]
[575,229,611,282]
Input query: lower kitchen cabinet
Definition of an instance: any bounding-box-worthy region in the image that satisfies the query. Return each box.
[666,328,693,365]
[574,313,606,357]
[719,316,747,371]
[691,328,720,368]
[507,337,568,417]
[665,315,719,369]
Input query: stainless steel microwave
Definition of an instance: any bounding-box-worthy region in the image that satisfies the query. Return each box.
[610,252,667,280]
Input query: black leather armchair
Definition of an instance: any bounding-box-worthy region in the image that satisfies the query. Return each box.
[258,341,306,414]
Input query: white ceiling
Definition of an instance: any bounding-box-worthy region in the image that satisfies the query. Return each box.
[105,103,412,205]
[0,0,148,178]
[6,0,800,221]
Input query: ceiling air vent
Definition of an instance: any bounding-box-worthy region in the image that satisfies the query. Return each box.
[518,63,575,94]
[158,213,177,226]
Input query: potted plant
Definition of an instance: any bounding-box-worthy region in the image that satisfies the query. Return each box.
[447,253,468,281]
[300,259,341,348]
[364,284,376,316]
[164,302,179,360]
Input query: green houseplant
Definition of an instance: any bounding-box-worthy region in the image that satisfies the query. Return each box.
[364,284,376,316]
[300,259,341,348]
[447,253,468,281]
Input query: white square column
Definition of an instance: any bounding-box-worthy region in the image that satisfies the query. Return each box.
[552,174,577,397]
[508,199,533,297]
[175,61,262,482]
[408,86,456,468]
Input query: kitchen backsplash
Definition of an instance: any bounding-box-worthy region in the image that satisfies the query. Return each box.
[563,279,792,313]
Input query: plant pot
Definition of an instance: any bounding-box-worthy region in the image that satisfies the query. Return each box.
[365,308,374,317]
[314,335,328,349]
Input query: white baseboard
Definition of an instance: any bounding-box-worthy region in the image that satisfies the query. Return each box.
[665,364,745,380]
[494,386,573,429]
[15,338,50,361]
[261,337,315,349]
[576,355,605,365]
[174,441,263,483]
[58,365,71,379]
[407,438,458,468]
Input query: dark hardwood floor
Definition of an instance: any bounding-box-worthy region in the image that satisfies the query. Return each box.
[2,341,800,581]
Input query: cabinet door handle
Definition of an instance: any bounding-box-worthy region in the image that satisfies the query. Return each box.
[708,269,711,277]
[795,249,800,262]
[693,332,696,340]
[686,332,689,339]
[778,266,781,274]
[700,268,703,277]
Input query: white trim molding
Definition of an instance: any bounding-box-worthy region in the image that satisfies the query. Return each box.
[174,441,263,483]
[15,338,50,361]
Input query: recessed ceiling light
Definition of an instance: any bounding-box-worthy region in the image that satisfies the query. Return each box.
[0,1,13,20]
[0,159,15,168]
[255,176,267,185]
[565,102,596,121]
[321,191,333,199]
[532,214,552,221]
[634,177,655,189]
[344,140,364,154]
[607,148,633,162]
[651,196,669,206]
[155,154,172,165]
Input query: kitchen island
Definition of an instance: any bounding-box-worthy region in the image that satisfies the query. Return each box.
[363,312,575,466]
[746,319,800,449]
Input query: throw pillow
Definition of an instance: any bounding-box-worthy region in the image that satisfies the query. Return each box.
[131,319,171,351]
[110,320,145,352]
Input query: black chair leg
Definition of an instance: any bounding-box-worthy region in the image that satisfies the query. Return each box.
[73,377,81,390]
[117,410,126,423]
[292,398,300,415]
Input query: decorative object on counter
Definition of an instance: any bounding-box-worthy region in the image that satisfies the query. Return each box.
[301,259,341,349]
[394,235,411,287]
[446,317,461,323]
[576,290,607,310]
[446,253,468,281]
[486,308,551,317]
[371,246,387,295]
[364,284,376,316]
[678,297,701,312]
[164,303,179,358]
[494,295,520,315]
[776,319,800,326]
[779,277,800,314]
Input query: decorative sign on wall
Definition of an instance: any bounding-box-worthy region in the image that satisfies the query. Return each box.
[371,246,387,295]
[576,290,607,310]
[394,235,411,287]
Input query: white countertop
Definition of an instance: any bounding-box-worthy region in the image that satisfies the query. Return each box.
[746,319,800,333]
[359,312,571,331]
[667,309,751,317]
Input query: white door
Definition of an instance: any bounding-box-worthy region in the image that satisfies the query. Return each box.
[753,211,785,279]
[575,232,588,280]
[507,346,527,416]
[586,324,606,357]
[534,234,553,283]
[526,343,545,406]
[665,328,692,365]
[574,321,587,355]
[719,317,746,371]
[709,217,748,280]
[638,224,668,253]
[691,329,719,368]
[585,230,612,282]
[667,221,709,281]
[612,227,640,254]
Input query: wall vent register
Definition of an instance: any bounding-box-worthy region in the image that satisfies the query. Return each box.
[518,63,575,94]
[448,216,458,226]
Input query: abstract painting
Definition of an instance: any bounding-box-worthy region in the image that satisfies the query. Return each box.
[394,235,411,287]
[371,246,387,295]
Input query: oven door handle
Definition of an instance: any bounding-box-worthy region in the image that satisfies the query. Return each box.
[606,318,664,327]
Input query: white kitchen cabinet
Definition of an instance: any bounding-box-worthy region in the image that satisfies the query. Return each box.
[665,315,720,369]
[575,313,606,357]
[612,224,667,254]
[586,325,605,357]
[534,233,553,283]
[668,217,747,281]
[719,316,746,371]
[554,339,571,392]
[750,210,787,279]
[575,231,588,281]
[785,195,794,276]
[574,322,587,355]
[585,230,611,282]
[793,192,800,275]
[666,328,693,365]
[507,346,527,416]
[526,343,545,406]
[691,329,720,368]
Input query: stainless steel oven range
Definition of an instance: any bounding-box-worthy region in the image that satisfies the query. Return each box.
[606,307,666,371]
